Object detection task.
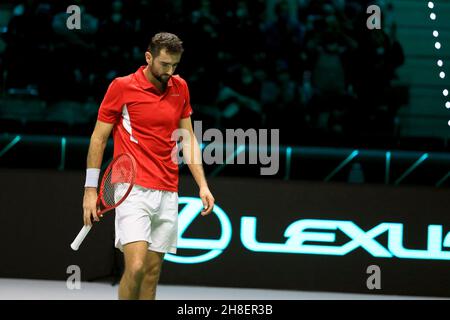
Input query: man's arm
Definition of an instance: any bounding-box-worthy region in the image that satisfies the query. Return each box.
[83,120,114,226]
[179,116,214,216]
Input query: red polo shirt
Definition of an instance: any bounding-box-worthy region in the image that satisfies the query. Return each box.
[97,66,193,192]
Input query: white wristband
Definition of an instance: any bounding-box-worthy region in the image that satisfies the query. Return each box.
[85,168,101,188]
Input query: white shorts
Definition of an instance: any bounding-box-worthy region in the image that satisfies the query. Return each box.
[114,183,178,254]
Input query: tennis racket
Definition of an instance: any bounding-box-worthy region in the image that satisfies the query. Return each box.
[70,153,137,251]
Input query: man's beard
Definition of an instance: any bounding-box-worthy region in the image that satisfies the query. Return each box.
[151,67,170,84]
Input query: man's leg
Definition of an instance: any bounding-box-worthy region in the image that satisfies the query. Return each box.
[118,241,149,300]
[138,250,165,300]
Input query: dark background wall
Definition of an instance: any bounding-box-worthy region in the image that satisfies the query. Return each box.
[1,169,450,297]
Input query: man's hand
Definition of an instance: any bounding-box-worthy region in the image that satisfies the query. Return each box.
[199,186,215,216]
[83,188,100,226]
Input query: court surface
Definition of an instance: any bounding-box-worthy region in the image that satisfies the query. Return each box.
[0,278,446,300]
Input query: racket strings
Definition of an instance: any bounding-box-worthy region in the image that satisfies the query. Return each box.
[101,156,134,207]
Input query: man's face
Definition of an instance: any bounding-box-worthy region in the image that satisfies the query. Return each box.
[146,48,182,84]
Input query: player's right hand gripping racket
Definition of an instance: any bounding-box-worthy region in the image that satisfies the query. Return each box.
[70,153,137,251]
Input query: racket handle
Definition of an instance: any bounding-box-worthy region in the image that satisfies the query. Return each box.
[70,225,92,251]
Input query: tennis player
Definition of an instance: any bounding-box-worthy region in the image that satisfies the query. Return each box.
[82,32,215,300]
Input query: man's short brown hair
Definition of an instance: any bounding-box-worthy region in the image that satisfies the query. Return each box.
[147,32,184,57]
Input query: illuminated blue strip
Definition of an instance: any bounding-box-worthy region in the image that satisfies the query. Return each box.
[385,151,391,184]
[210,145,246,177]
[58,137,66,171]
[436,171,450,187]
[394,153,429,185]
[0,135,21,158]
[324,150,359,182]
[284,147,292,181]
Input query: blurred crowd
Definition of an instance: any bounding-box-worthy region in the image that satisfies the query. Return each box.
[0,0,406,145]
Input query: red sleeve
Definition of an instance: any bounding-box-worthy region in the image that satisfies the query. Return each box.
[97,78,124,124]
[181,79,193,119]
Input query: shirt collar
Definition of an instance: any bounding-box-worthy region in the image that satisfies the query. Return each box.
[135,65,173,91]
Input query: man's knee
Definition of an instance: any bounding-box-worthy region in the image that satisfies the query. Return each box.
[125,260,147,282]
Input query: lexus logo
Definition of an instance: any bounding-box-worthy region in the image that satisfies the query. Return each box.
[165,197,232,264]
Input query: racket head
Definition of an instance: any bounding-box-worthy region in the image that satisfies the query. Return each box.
[97,153,137,216]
